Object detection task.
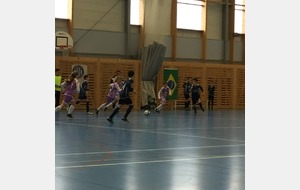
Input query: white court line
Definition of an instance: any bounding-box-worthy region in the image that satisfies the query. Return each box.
[55,154,245,169]
[56,144,245,156]
[55,121,245,143]
[154,126,244,131]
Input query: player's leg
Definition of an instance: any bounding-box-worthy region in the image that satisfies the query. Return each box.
[86,100,93,114]
[198,98,205,112]
[55,101,67,112]
[192,97,197,113]
[55,91,61,107]
[67,99,76,118]
[122,98,133,122]
[187,96,191,110]
[107,101,122,123]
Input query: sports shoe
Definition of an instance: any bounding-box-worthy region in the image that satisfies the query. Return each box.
[67,114,73,118]
[154,108,160,114]
[107,117,113,123]
[122,117,129,122]
[87,112,93,115]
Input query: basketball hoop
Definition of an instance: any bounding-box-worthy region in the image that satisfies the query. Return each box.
[58,45,69,56]
[55,31,73,57]
[59,45,67,50]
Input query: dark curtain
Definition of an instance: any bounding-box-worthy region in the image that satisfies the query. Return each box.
[141,42,166,107]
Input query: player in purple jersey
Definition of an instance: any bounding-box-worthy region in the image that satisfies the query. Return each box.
[110,70,122,109]
[154,81,171,113]
[96,76,122,116]
[55,71,79,118]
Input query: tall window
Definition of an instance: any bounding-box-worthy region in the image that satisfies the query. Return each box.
[130,0,141,25]
[177,0,205,31]
[234,0,245,34]
[55,0,71,19]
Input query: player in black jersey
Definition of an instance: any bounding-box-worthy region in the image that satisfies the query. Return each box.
[208,83,216,109]
[183,77,192,110]
[191,78,205,113]
[107,70,135,123]
[75,75,93,114]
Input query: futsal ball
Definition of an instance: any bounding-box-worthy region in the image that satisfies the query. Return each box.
[144,110,150,116]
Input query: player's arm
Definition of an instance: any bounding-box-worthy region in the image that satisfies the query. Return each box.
[200,85,204,92]
[115,83,122,92]
[76,80,80,93]
[82,82,88,93]
[60,80,67,93]
[157,87,163,99]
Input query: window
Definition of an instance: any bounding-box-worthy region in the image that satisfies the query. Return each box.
[130,0,141,25]
[55,0,71,19]
[177,0,205,31]
[234,0,245,34]
[130,0,205,30]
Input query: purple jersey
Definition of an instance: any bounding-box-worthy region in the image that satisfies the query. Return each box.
[106,82,121,102]
[62,80,77,104]
[158,86,170,102]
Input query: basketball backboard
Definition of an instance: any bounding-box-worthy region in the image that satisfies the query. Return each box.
[55,31,73,50]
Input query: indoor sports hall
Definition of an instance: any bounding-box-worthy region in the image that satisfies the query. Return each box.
[55,0,245,189]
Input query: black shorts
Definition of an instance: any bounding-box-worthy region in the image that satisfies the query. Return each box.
[184,94,190,99]
[118,97,132,105]
[192,95,200,104]
[78,94,88,100]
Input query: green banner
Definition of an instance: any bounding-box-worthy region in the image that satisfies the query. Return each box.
[164,68,178,100]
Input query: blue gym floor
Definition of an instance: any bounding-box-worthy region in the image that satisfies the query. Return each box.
[55,108,245,190]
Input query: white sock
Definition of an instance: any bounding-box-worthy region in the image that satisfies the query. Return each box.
[105,102,113,108]
[68,105,75,114]
[98,103,107,110]
[156,104,163,111]
[55,105,62,112]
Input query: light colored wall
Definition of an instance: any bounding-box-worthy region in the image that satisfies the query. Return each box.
[74,0,125,32]
[55,19,68,32]
[55,0,244,63]
[206,2,223,40]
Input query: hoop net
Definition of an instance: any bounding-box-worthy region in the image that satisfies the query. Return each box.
[58,45,69,56]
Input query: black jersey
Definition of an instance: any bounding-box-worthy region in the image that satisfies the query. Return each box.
[183,82,192,94]
[208,85,215,97]
[79,80,88,96]
[191,84,203,96]
[119,78,134,99]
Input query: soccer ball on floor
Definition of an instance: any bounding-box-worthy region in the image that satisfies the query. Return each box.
[144,110,150,116]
